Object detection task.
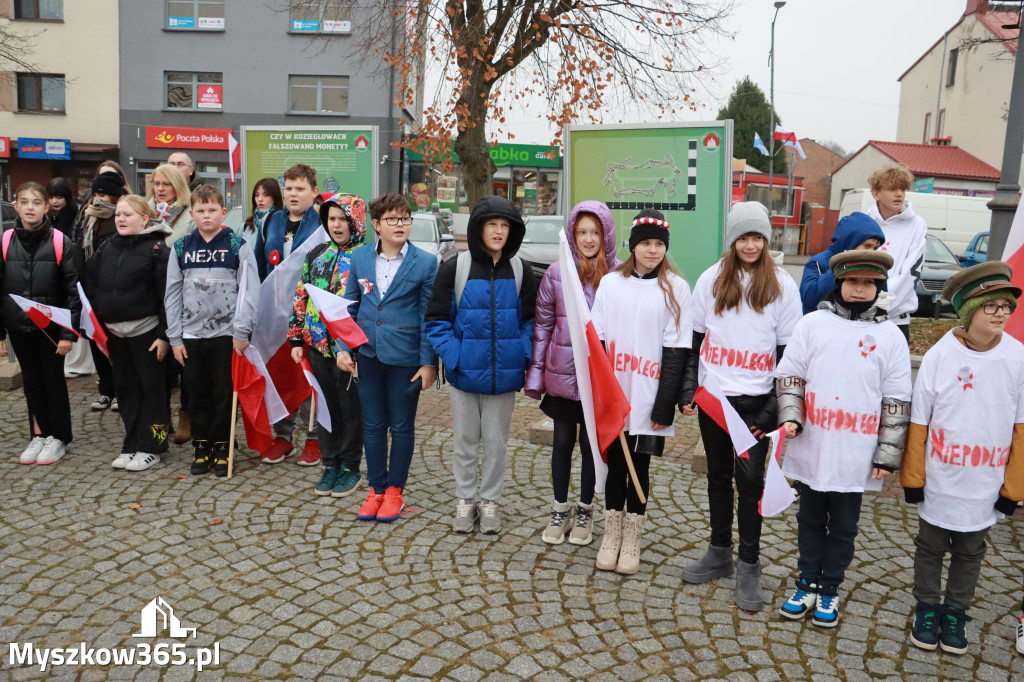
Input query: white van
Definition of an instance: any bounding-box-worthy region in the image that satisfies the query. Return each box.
[839,189,991,256]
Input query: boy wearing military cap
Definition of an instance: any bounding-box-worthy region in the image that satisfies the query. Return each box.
[775,249,912,628]
[901,261,1024,655]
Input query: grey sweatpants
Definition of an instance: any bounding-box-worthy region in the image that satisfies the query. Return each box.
[273,397,315,440]
[912,517,989,611]
[449,387,516,502]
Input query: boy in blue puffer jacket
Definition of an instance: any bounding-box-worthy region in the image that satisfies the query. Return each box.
[800,212,885,314]
[426,196,537,535]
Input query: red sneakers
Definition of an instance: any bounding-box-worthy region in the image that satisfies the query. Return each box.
[356,488,384,520]
[376,487,407,522]
[260,437,293,464]
[296,439,321,466]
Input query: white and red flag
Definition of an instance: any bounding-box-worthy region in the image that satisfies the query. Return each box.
[999,199,1024,343]
[558,233,631,494]
[302,283,369,350]
[693,370,759,458]
[9,294,78,338]
[759,427,796,516]
[299,355,332,432]
[249,227,329,415]
[773,125,806,160]
[76,283,108,355]
[228,133,240,187]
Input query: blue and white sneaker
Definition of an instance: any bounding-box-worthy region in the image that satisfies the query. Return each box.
[812,589,840,628]
[1015,614,1024,656]
[779,580,817,620]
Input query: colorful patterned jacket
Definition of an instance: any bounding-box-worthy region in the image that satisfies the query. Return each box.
[288,240,357,357]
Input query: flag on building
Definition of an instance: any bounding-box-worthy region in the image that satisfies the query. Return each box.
[302,284,369,350]
[558,233,631,494]
[773,125,806,160]
[753,132,770,157]
[759,427,796,516]
[693,370,759,458]
[9,294,78,338]
[300,355,332,432]
[228,133,240,187]
[76,283,108,355]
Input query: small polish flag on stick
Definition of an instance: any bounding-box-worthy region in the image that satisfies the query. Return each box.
[759,427,796,517]
[693,370,758,458]
[303,284,369,350]
[9,294,79,339]
[773,125,806,159]
[76,283,108,355]
[299,355,332,432]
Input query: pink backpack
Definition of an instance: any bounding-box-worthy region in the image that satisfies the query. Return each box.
[1,228,63,265]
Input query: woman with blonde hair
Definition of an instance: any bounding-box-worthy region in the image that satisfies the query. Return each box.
[145,163,194,247]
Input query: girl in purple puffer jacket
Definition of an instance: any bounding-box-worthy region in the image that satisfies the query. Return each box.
[526,201,620,547]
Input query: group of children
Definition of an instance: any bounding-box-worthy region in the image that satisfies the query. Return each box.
[3,160,1024,655]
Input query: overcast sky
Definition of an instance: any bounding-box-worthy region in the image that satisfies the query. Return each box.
[498,0,974,156]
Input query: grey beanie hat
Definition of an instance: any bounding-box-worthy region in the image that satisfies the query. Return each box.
[725,201,772,248]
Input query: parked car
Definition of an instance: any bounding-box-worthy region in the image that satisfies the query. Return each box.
[222,206,245,233]
[960,231,989,268]
[409,212,456,266]
[1,202,16,231]
[518,215,564,280]
[914,235,963,317]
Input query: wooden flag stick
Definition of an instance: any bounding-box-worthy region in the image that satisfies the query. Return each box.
[227,391,239,479]
[308,396,316,433]
[618,431,647,505]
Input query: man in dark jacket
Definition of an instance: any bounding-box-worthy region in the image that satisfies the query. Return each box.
[800,212,885,314]
[425,195,537,535]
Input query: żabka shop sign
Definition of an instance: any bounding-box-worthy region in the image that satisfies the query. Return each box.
[146,127,231,151]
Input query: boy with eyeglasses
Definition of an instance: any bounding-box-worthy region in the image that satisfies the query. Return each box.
[901,261,1024,655]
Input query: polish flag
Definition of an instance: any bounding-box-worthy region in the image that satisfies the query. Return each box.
[76,283,108,355]
[759,427,796,517]
[693,370,758,458]
[773,125,806,160]
[999,199,1024,343]
[9,294,79,338]
[303,283,369,350]
[228,133,240,187]
[299,355,332,432]
[558,233,631,494]
[250,227,329,414]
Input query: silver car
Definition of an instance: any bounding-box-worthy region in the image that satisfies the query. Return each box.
[409,213,457,266]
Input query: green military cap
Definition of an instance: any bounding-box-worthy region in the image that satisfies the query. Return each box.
[942,261,1021,313]
[829,249,894,280]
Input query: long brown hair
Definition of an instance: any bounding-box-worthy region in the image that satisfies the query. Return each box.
[618,252,684,330]
[574,212,608,290]
[712,237,781,315]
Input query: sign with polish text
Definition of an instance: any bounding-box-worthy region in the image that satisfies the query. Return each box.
[146,127,232,150]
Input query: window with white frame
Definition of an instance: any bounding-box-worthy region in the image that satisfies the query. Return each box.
[165,72,223,110]
[14,0,62,20]
[166,0,225,29]
[288,75,349,115]
[289,1,351,34]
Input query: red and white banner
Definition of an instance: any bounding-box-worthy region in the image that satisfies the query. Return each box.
[999,199,1024,343]
[232,349,279,454]
[303,283,369,350]
[9,294,78,338]
[197,85,223,109]
[773,125,806,160]
[693,370,758,458]
[228,133,240,187]
[558,233,631,494]
[76,283,108,355]
[300,356,332,432]
[759,427,796,517]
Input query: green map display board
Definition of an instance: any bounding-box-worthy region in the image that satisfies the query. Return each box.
[564,122,732,283]
[240,126,378,212]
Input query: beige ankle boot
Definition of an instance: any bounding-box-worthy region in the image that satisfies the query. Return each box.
[595,509,623,571]
[616,513,646,575]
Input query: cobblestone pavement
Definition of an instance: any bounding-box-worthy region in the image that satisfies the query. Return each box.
[2,376,1024,681]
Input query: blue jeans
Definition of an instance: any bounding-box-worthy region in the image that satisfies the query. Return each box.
[356,354,422,492]
[795,482,863,593]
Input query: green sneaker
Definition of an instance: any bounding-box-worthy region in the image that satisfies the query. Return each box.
[332,466,363,498]
[315,465,340,496]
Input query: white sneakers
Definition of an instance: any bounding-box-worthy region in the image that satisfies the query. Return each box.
[35,437,65,466]
[1016,614,1024,656]
[19,437,47,464]
[113,452,160,471]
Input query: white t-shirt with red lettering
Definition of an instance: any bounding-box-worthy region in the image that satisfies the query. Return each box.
[776,310,912,493]
[911,329,1024,532]
[692,260,802,397]
[592,271,692,436]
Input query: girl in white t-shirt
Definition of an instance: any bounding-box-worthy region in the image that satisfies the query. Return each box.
[590,209,691,576]
[679,201,802,612]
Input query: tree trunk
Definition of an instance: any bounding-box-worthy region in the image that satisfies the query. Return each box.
[453,96,496,208]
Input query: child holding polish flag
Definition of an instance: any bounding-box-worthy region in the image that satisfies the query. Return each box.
[86,195,171,471]
[0,182,81,465]
[589,209,691,576]
[678,201,802,612]
[775,249,911,629]
[288,194,368,499]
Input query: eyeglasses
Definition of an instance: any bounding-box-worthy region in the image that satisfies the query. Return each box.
[152,181,173,188]
[981,302,1016,315]
[169,162,192,169]
[380,216,413,226]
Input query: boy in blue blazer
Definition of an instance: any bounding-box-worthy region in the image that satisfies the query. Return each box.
[340,193,438,522]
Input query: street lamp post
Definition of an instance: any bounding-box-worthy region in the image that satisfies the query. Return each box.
[988,13,1024,262]
[768,1,786,223]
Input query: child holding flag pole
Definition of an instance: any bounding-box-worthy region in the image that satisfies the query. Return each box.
[0,182,81,466]
[589,209,691,575]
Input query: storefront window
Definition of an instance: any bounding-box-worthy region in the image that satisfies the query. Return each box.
[511,169,559,216]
